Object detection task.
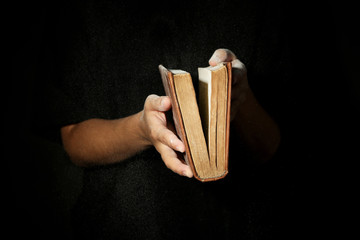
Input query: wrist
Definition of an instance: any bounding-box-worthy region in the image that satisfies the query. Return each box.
[137,111,153,147]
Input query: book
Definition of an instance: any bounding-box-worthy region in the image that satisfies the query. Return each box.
[158,62,232,182]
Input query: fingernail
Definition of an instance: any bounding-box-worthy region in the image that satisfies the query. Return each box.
[177,143,185,153]
[171,138,184,153]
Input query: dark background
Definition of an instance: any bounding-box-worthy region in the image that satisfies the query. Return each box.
[8,0,358,239]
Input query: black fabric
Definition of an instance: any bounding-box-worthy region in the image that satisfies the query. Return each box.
[20,0,352,239]
[49,1,298,239]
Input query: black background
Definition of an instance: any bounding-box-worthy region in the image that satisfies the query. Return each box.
[8,0,359,239]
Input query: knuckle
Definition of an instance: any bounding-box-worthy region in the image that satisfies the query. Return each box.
[147,94,157,100]
[160,129,172,145]
[213,48,237,62]
[215,49,227,59]
[232,59,246,70]
[149,127,159,140]
[163,158,179,175]
[160,153,173,169]
[152,127,168,143]
[163,158,171,169]
[224,48,235,56]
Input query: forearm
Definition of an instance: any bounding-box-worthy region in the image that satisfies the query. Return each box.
[61,112,150,166]
[233,88,281,163]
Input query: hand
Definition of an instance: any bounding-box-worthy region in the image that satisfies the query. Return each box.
[209,48,249,121]
[140,94,193,178]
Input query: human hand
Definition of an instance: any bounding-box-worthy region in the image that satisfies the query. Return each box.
[140,94,193,178]
[209,49,249,121]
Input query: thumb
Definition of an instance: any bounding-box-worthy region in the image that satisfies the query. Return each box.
[209,48,237,66]
[145,95,171,112]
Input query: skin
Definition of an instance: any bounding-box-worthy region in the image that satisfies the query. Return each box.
[61,49,281,178]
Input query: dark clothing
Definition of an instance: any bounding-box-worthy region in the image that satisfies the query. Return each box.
[24,0,349,239]
[57,2,289,239]
[50,1,296,239]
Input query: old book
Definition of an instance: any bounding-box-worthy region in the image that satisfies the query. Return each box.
[158,62,231,182]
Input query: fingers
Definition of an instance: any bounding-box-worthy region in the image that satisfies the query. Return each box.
[154,128,191,178]
[232,59,247,84]
[209,48,237,66]
[154,127,185,153]
[232,59,246,70]
[208,49,247,75]
[142,94,191,178]
[155,143,193,178]
[144,95,185,153]
[144,94,171,112]
[207,49,249,122]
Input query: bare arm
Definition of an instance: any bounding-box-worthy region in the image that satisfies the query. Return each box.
[209,49,281,163]
[61,113,147,166]
[61,95,193,177]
